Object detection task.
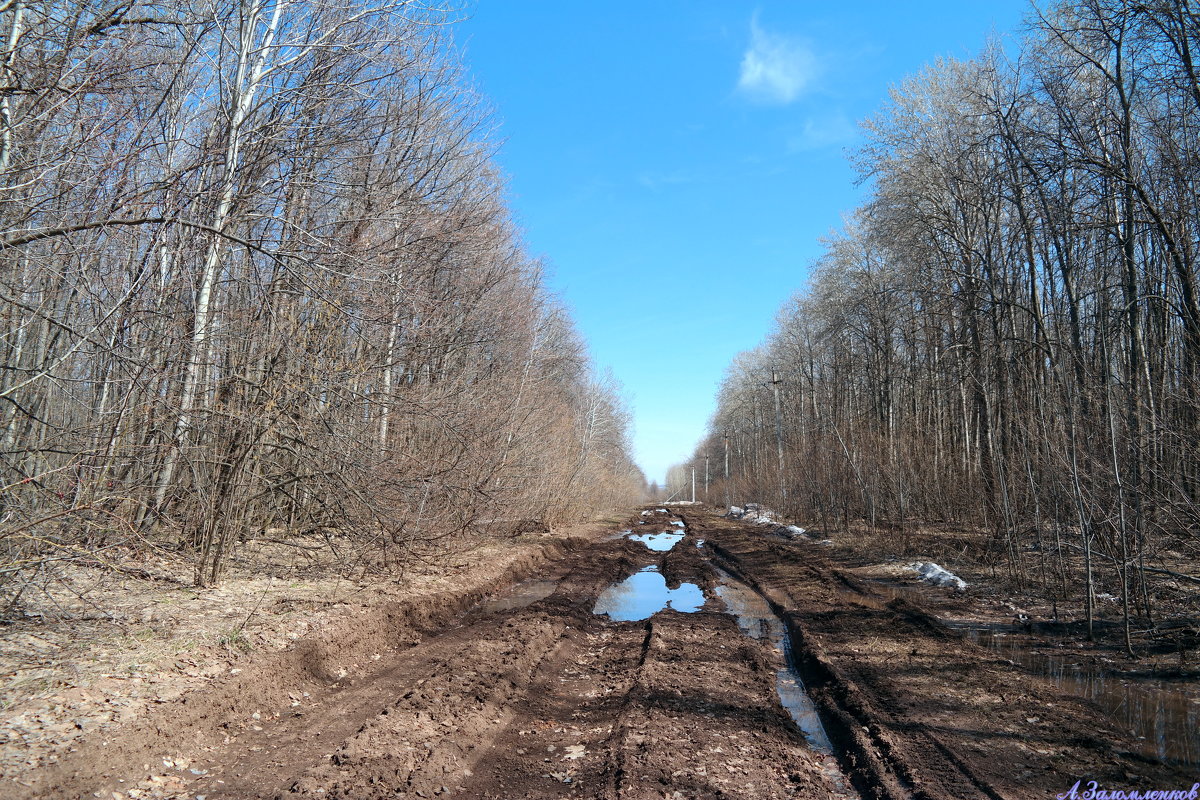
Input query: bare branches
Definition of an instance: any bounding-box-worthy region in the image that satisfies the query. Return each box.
[0,0,642,602]
[689,0,1200,644]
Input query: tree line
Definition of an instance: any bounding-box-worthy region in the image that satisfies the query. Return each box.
[0,0,643,598]
[680,0,1200,646]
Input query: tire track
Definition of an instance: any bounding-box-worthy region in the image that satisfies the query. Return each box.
[686,508,1196,800]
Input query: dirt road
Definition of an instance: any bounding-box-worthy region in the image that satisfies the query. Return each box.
[16,509,1198,799]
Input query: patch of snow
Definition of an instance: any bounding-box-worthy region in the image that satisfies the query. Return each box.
[727,504,815,539]
[906,562,967,591]
[640,510,651,516]
[746,507,779,525]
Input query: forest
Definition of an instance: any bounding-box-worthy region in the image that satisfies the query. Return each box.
[0,0,644,596]
[676,0,1200,646]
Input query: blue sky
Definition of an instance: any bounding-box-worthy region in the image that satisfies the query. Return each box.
[456,2,1029,485]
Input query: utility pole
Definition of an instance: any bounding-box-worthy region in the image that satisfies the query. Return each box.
[704,452,709,503]
[723,429,730,509]
[691,466,696,503]
[771,369,786,503]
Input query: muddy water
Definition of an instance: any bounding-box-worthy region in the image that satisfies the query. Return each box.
[608,529,836,755]
[712,571,833,754]
[592,566,704,621]
[478,579,560,613]
[713,570,856,796]
[597,529,850,789]
[628,531,685,551]
[965,628,1200,765]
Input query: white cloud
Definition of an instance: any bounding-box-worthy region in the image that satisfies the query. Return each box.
[737,15,818,105]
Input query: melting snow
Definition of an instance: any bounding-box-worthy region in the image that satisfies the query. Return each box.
[726,505,822,541]
[727,503,778,524]
[907,562,967,591]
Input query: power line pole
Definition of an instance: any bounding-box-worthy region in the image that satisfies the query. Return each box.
[723,429,730,509]
[704,451,709,503]
[771,369,786,503]
[691,466,696,504]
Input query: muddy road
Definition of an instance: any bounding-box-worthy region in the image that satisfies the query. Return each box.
[19,509,1199,799]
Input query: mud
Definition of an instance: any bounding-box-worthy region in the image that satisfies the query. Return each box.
[7,508,1199,799]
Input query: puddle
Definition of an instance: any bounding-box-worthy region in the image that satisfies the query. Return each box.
[695,539,705,548]
[479,579,559,613]
[965,628,1200,765]
[592,561,856,795]
[670,520,685,528]
[713,571,834,755]
[628,531,685,551]
[592,566,704,621]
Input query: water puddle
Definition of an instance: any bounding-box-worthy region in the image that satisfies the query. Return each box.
[713,571,833,754]
[965,627,1200,765]
[670,520,685,528]
[591,559,855,795]
[592,566,704,621]
[479,579,559,613]
[715,571,855,795]
[628,531,685,551]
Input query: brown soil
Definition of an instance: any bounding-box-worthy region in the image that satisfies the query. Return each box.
[5,507,1198,799]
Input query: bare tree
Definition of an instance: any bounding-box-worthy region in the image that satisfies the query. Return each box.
[0,0,645,601]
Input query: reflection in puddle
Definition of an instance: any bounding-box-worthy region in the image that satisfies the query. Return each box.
[965,628,1199,765]
[479,579,559,613]
[628,531,685,551]
[670,520,686,528]
[592,566,704,621]
[714,571,834,755]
